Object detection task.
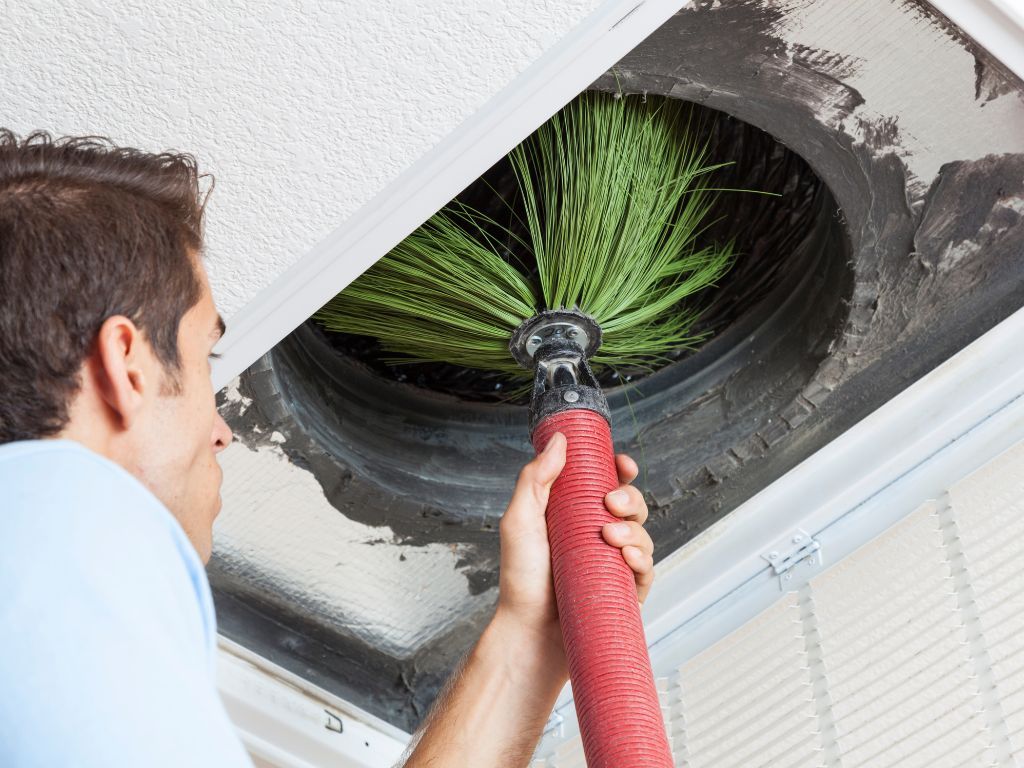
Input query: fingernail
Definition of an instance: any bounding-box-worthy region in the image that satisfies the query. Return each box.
[607,489,629,506]
[543,432,564,453]
[609,522,630,536]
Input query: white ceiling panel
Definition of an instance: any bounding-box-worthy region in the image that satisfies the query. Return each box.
[0,0,602,318]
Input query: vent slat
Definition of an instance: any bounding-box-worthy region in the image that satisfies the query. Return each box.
[843,700,987,768]
[685,665,811,745]
[681,617,801,691]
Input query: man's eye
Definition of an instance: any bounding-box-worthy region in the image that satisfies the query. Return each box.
[209,352,223,361]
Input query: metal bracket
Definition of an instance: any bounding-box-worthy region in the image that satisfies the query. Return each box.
[509,308,602,368]
[761,528,823,588]
[543,710,565,738]
[324,709,344,734]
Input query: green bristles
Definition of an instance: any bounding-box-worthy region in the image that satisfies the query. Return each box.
[315,92,735,379]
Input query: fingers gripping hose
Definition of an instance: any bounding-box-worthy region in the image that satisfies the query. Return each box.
[533,409,673,768]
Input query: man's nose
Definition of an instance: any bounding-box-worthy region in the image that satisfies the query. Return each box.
[212,411,233,454]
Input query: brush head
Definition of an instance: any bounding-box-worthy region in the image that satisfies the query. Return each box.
[315,91,736,383]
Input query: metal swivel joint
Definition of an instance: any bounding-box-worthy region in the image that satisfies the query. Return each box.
[509,309,610,434]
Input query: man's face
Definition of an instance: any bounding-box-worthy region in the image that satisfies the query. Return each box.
[133,258,232,563]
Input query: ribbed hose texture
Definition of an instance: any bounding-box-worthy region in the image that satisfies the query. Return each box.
[533,409,673,768]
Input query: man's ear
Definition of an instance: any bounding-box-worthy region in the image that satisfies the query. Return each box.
[93,315,151,430]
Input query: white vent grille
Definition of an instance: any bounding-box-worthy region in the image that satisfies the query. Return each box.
[535,441,1024,767]
[951,444,1024,757]
[810,501,996,767]
[675,593,823,768]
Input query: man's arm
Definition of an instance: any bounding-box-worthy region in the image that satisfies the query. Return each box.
[401,432,655,767]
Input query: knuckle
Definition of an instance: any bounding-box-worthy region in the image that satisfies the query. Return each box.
[626,487,646,509]
[610,501,632,518]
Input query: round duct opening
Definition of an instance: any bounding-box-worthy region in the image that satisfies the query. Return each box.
[238,98,852,541]
[319,100,837,403]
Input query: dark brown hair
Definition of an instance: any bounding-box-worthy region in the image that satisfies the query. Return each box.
[0,130,209,443]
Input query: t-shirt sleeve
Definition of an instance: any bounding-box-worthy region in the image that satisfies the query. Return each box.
[0,451,253,768]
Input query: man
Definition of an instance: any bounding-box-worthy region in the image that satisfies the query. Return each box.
[0,131,656,767]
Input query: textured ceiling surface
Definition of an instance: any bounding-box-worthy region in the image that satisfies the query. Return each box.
[0,0,602,318]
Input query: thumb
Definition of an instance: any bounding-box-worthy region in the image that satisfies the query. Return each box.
[533,431,567,486]
[510,432,567,516]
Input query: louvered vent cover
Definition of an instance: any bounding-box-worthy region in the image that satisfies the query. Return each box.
[536,441,1024,767]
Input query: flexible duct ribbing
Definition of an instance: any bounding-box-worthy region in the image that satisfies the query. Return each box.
[532,409,672,768]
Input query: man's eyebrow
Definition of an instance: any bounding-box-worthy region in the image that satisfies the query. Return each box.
[212,314,226,340]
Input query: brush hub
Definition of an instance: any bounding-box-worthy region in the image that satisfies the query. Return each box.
[509,309,602,369]
[511,310,610,433]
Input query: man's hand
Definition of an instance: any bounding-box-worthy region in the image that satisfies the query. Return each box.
[401,432,655,767]
[494,431,655,675]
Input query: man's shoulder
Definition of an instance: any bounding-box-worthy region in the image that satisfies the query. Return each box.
[0,442,249,768]
[1,438,154,505]
[1,439,176,543]
[0,439,215,654]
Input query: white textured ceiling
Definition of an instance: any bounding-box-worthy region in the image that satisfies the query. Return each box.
[0,0,602,319]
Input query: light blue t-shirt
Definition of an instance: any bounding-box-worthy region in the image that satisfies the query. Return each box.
[0,439,252,767]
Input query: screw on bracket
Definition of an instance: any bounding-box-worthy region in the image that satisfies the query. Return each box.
[760,528,823,589]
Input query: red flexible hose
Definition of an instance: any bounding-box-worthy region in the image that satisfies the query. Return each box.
[533,410,672,768]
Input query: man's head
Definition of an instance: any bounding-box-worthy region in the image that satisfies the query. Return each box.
[0,131,232,562]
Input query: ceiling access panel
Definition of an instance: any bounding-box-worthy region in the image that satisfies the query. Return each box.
[214,0,1024,732]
